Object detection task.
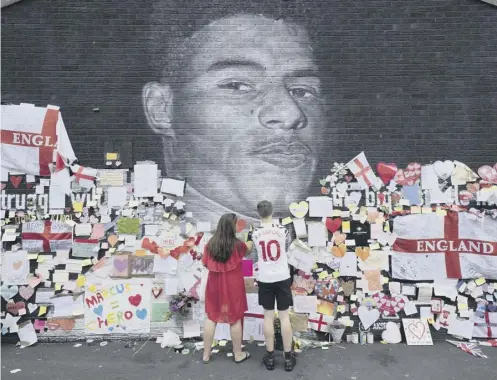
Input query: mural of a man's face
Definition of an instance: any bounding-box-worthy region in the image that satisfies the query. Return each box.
[144,14,325,217]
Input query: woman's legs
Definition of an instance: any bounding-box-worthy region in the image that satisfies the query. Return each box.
[230,319,247,362]
[203,318,217,361]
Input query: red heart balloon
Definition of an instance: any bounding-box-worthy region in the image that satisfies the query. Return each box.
[325,217,342,233]
[376,162,398,185]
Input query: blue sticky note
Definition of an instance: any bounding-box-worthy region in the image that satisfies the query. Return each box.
[402,184,421,206]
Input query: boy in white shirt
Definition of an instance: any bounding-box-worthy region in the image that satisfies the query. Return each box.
[246,200,296,372]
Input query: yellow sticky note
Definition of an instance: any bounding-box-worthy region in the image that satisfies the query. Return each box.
[384,223,391,233]
[106,152,118,160]
[135,249,147,257]
[318,271,329,280]
[163,212,170,218]
[109,248,116,253]
[333,271,341,278]
[27,253,39,260]
[436,207,447,216]
[337,305,346,313]
[332,210,341,217]
[37,256,45,263]
[81,259,92,266]
[411,206,421,214]
[73,201,83,212]
[369,242,381,250]
[219,340,227,347]
[170,214,178,221]
[394,205,403,212]
[475,277,486,286]
[76,275,86,287]
[458,303,468,310]
[427,318,435,325]
[312,263,318,271]
[55,284,62,291]
[38,306,47,316]
[282,217,293,225]
[422,207,432,214]
[381,276,389,284]
[342,221,351,233]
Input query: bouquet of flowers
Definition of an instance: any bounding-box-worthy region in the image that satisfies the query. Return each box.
[164,292,197,320]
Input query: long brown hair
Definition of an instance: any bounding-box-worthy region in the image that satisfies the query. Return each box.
[206,213,240,263]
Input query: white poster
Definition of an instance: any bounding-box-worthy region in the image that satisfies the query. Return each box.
[84,280,151,334]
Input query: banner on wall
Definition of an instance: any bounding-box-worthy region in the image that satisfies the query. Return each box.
[84,280,151,334]
[392,212,497,280]
[0,103,76,179]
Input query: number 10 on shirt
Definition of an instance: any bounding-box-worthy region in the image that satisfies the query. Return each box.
[258,240,281,262]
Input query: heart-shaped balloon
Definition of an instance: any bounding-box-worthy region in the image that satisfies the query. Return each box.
[325,218,342,233]
[288,201,309,219]
[376,162,398,185]
[478,164,497,184]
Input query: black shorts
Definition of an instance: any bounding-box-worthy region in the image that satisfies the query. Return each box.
[258,278,293,311]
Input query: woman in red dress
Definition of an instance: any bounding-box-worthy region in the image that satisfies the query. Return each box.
[202,213,251,364]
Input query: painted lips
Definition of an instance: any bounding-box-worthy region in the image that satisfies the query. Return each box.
[253,142,311,168]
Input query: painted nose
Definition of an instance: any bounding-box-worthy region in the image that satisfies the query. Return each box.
[258,92,307,130]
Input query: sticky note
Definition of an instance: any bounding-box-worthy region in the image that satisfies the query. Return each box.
[27,253,39,260]
[422,207,432,214]
[337,305,346,313]
[332,210,342,217]
[318,271,329,280]
[73,202,83,212]
[219,340,227,347]
[436,208,447,216]
[109,248,116,253]
[458,303,468,310]
[475,277,486,286]
[81,259,92,266]
[106,153,118,160]
[342,221,351,233]
[369,242,380,250]
[37,256,45,263]
[410,206,421,214]
[350,295,357,301]
[38,306,47,316]
[135,249,147,257]
[332,271,340,278]
[76,275,86,287]
[282,217,293,225]
[384,223,390,233]
[394,206,404,212]
[55,284,62,291]
[163,212,170,218]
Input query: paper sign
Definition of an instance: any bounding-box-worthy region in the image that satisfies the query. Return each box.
[134,163,158,197]
[52,294,84,318]
[72,239,99,258]
[339,252,358,277]
[154,255,178,275]
[98,170,126,187]
[84,281,151,334]
[307,196,334,217]
[243,317,265,341]
[2,250,29,285]
[164,278,179,296]
[293,219,307,238]
[160,178,185,197]
[403,319,433,345]
[18,322,38,347]
[307,222,327,247]
[293,296,317,314]
[107,187,127,208]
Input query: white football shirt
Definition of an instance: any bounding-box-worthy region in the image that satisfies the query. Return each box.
[253,223,290,283]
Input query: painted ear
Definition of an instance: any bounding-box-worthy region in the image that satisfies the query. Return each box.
[142,82,174,137]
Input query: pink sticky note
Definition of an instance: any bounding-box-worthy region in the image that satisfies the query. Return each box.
[242,260,253,277]
[33,320,46,331]
[90,224,105,240]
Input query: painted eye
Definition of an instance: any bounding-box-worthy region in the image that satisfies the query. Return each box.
[288,86,317,99]
[217,81,253,92]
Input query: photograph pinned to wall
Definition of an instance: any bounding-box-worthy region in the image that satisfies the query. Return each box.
[111,253,131,278]
[2,250,29,285]
[133,162,158,197]
[130,256,154,277]
[402,318,433,345]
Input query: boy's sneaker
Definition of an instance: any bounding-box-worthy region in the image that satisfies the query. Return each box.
[263,352,275,370]
[284,352,296,372]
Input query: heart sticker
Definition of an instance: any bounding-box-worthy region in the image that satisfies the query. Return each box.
[355,247,370,261]
[407,321,426,340]
[376,162,398,185]
[1,285,19,301]
[358,305,380,330]
[331,243,346,258]
[152,287,163,299]
[433,160,455,180]
[19,286,35,300]
[394,163,421,185]
[107,234,119,247]
[128,294,142,307]
[27,303,38,314]
[325,218,342,233]
[333,231,347,245]
[288,201,309,219]
[10,176,23,189]
[478,164,497,184]
[27,274,42,288]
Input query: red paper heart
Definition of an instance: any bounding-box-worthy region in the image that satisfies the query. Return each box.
[236,219,246,233]
[10,176,23,189]
[376,162,398,185]
[7,301,26,315]
[128,294,142,307]
[142,238,159,254]
[325,218,342,233]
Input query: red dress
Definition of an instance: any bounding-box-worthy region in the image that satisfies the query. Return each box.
[202,241,248,324]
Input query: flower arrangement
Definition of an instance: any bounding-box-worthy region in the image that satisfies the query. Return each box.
[164,292,197,320]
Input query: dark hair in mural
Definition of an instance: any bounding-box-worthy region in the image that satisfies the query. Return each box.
[206,213,241,263]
